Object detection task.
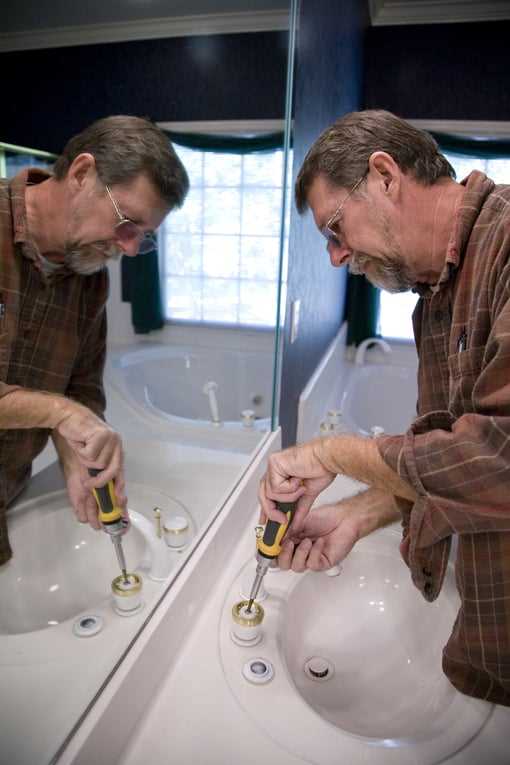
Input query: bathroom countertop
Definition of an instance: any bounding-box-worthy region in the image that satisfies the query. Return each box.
[116,474,510,765]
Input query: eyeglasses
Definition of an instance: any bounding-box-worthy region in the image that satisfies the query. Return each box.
[105,184,157,254]
[321,173,366,249]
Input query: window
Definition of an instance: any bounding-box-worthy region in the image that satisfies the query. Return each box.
[160,144,289,328]
[378,152,510,341]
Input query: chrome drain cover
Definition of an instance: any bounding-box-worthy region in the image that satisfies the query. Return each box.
[303,656,335,681]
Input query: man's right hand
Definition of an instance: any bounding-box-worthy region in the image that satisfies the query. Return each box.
[54,401,123,485]
[277,488,401,573]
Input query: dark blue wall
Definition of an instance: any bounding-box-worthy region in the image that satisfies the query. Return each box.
[279,0,369,446]
[364,20,510,119]
[0,32,288,153]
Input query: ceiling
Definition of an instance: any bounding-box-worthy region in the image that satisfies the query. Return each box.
[1,0,509,51]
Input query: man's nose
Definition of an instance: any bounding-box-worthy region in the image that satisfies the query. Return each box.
[328,241,351,268]
[115,237,140,258]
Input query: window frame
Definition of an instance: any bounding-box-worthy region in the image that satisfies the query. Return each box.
[157,120,288,334]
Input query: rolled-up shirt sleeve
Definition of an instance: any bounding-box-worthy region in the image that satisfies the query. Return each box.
[376,287,510,546]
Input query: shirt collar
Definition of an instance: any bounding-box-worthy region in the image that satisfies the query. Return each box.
[10,168,74,280]
[413,170,495,297]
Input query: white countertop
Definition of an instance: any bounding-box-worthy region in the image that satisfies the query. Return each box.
[113,474,510,765]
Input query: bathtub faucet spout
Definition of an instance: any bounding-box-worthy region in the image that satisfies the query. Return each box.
[202,380,222,426]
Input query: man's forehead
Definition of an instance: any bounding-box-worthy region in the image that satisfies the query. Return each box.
[307,175,345,224]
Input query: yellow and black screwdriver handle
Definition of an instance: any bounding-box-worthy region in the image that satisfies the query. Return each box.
[88,468,123,526]
[256,501,296,560]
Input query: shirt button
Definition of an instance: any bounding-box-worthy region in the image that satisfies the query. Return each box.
[434,310,443,321]
[424,582,433,595]
[422,567,432,578]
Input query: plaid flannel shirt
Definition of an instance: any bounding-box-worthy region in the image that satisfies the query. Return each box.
[377,171,510,705]
[0,169,108,565]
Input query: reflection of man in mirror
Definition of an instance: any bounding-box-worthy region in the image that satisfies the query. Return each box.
[0,115,189,565]
[260,110,510,706]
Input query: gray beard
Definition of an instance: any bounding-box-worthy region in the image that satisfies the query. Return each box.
[349,251,415,293]
[64,243,122,275]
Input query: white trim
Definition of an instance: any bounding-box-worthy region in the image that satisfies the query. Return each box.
[409,119,510,138]
[370,0,510,26]
[0,10,289,52]
[157,119,286,135]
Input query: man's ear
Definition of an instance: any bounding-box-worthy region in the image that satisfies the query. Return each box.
[367,151,400,196]
[66,153,96,193]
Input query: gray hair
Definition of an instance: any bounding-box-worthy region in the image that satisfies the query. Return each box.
[53,115,189,210]
[295,110,455,213]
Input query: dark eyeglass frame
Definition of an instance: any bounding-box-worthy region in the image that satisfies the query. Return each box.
[321,173,367,249]
[105,184,157,254]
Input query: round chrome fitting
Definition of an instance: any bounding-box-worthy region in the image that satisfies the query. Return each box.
[242,657,274,685]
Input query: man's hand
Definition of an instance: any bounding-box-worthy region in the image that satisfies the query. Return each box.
[64,465,127,530]
[51,412,127,532]
[278,502,360,572]
[54,401,123,487]
[277,489,401,573]
[259,441,336,530]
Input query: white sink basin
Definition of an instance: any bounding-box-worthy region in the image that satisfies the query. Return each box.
[341,363,417,435]
[220,528,492,765]
[0,491,146,635]
[282,534,470,742]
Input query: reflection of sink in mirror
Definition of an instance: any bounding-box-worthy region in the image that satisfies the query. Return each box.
[220,527,492,765]
[341,363,417,436]
[105,342,272,430]
[0,491,147,634]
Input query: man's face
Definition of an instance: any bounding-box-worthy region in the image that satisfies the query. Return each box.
[307,174,415,293]
[65,173,170,275]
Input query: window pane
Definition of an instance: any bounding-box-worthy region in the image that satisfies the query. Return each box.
[165,276,204,321]
[242,188,283,236]
[378,291,418,340]
[239,280,278,326]
[240,236,279,279]
[203,235,240,278]
[161,144,288,327]
[164,188,203,234]
[202,278,239,323]
[204,153,241,187]
[164,234,202,275]
[486,159,510,183]
[203,187,241,234]
[175,145,204,183]
[447,154,484,181]
[244,150,283,186]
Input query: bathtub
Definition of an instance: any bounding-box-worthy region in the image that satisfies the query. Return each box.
[104,342,273,430]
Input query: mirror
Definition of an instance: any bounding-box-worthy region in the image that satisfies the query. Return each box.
[0,3,294,763]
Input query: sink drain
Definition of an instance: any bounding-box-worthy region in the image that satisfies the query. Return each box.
[303,656,334,681]
[73,614,103,637]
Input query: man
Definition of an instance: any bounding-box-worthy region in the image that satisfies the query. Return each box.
[260,110,510,706]
[0,115,189,565]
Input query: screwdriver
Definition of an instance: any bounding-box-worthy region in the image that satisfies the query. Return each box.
[88,468,129,583]
[246,501,296,613]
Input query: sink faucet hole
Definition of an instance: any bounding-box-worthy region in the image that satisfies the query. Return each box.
[304,656,335,681]
[73,614,104,638]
